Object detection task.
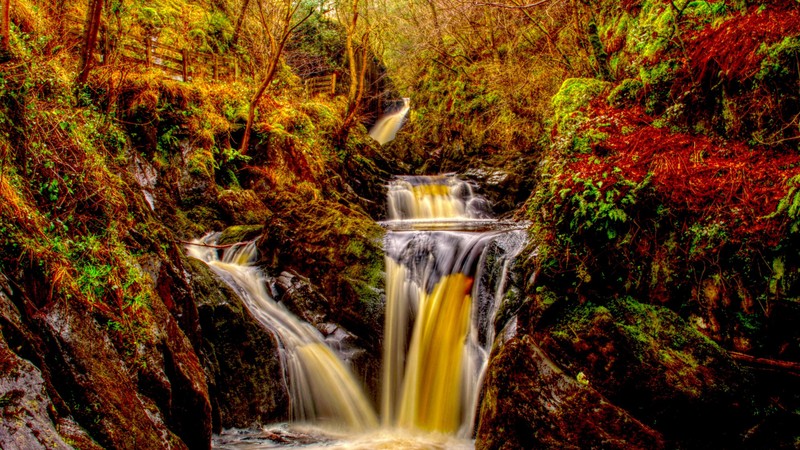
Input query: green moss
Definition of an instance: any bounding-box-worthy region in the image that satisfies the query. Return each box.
[756,37,800,81]
[684,1,728,20]
[553,296,729,390]
[186,147,215,178]
[218,225,264,245]
[550,78,611,154]
[639,59,678,86]
[686,220,728,258]
[571,128,609,154]
[607,79,644,106]
[552,78,611,121]
[629,3,675,58]
[766,174,800,233]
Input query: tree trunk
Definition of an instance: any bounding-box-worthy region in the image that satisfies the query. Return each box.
[77,0,104,85]
[587,20,612,81]
[231,0,251,48]
[345,31,359,105]
[0,0,10,57]
[341,34,369,132]
[240,54,281,154]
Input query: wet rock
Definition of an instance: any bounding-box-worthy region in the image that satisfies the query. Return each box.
[318,322,367,366]
[274,271,330,326]
[155,249,204,351]
[140,286,214,450]
[0,334,72,450]
[187,258,289,430]
[477,334,665,450]
[0,256,212,450]
[13,294,187,449]
[462,168,530,216]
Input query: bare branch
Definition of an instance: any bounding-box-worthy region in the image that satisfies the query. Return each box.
[472,0,550,10]
[180,240,255,249]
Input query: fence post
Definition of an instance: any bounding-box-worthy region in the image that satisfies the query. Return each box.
[145,38,151,67]
[213,55,218,80]
[182,49,188,82]
[330,72,336,95]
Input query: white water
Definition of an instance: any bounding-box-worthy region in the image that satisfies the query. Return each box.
[381,221,526,438]
[369,98,411,145]
[187,238,378,431]
[386,174,493,222]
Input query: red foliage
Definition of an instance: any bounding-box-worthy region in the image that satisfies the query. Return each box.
[558,101,800,245]
[621,0,644,14]
[688,4,800,82]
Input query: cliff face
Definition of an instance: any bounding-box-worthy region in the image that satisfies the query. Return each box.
[0,245,213,449]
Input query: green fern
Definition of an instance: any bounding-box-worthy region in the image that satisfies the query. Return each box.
[766,174,800,233]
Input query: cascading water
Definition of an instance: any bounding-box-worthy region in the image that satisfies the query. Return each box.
[200,174,525,449]
[381,175,526,438]
[369,98,411,145]
[187,239,378,431]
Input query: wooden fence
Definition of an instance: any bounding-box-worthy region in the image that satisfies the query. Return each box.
[67,16,241,82]
[305,73,337,96]
[70,16,340,90]
[118,38,240,82]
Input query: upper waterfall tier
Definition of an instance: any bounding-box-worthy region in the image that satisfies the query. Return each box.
[386,174,493,222]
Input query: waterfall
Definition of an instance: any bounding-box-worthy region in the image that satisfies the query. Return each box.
[381,175,526,437]
[369,98,411,145]
[387,174,491,222]
[200,174,525,448]
[187,239,378,431]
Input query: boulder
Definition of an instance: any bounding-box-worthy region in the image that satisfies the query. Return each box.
[0,252,213,450]
[187,258,289,430]
[477,333,664,449]
[538,297,750,447]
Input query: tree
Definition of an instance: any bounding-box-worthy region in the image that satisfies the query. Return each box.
[337,0,372,133]
[0,0,10,58]
[231,0,252,47]
[77,0,104,85]
[239,0,314,154]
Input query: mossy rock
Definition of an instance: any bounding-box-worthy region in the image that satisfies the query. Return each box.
[257,194,386,393]
[216,189,272,225]
[540,296,751,447]
[218,225,264,245]
[476,334,665,450]
[607,78,644,107]
[552,78,611,125]
[551,78,611,152]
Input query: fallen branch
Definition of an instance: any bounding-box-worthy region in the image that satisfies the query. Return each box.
[179,239,254,249]
[473,0,550,9]
[730,351,800,376]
